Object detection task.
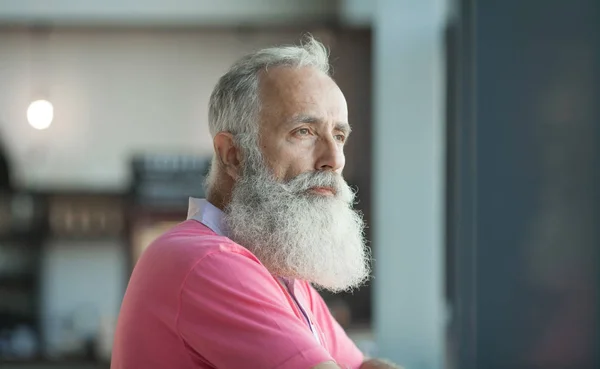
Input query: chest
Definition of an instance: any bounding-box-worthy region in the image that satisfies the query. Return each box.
[276,278,327,348]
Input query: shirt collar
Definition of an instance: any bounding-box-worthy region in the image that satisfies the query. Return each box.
[187,197,295,288]
[187,197,228,237]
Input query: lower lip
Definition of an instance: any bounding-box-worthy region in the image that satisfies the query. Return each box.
[309,187,335,196]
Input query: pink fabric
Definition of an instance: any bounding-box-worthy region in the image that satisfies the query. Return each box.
[111,220,364,369]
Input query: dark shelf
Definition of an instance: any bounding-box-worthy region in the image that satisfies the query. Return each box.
[0,360,109,369]
[0,232,45,245]
[0,275,37,290]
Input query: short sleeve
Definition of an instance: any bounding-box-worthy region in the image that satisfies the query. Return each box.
[304,283,365,369]
[176,250,334,369]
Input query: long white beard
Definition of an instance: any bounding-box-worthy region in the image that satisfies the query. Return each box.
[224,160,371,293]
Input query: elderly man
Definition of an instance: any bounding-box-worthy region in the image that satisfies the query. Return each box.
[112,37,400,369]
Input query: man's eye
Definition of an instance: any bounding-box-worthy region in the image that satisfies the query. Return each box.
[335,134,346,143]
[296,128,310,135]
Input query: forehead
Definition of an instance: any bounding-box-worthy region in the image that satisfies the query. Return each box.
[258,66,348,126]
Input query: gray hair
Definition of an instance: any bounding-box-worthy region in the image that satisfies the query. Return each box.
[205,36,331,195]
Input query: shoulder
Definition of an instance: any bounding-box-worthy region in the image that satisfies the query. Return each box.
[143,219,257,265]
[132,220,263,288]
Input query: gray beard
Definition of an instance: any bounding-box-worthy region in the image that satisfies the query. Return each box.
[223,161,371,293]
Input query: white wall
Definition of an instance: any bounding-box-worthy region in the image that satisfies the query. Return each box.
[373,0,447,367]
[0,28,371,190]
[0,0,373,27]
[0,29,306,189]
[0,0,338,26]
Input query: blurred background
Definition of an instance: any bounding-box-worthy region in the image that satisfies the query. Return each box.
[0,0,597,368]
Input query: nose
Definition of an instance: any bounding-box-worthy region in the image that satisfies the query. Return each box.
[314,135,345,172]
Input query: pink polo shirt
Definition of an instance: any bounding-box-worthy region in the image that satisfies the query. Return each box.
[111,217,364,368]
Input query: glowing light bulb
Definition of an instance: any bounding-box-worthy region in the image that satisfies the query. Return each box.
[27,100,54,130]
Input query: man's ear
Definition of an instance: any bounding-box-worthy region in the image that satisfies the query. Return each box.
[213,132,242,180]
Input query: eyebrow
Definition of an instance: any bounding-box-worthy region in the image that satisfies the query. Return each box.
[287,114,352,135]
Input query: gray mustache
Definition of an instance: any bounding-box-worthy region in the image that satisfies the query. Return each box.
[283,171,344,194]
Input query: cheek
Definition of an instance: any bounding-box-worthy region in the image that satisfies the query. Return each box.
[338,153,346,172]
[262,151,293,180]
[283,158,316,181]
[267,154,311,182]
[263,140,316,179]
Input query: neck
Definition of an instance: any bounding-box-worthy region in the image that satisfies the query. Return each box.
[207,175,234,211]
[207,191,227,212]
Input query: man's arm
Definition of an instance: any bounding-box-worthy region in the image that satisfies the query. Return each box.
[310,358,403,369]
[303,282,404,369]
[312,361,343,369]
